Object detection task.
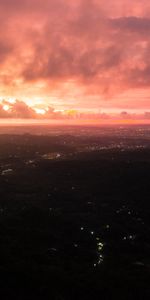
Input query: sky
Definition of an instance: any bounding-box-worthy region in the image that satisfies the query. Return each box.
[0,0,150,121]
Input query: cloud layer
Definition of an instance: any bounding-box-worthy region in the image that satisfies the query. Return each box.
[0,0,150,114]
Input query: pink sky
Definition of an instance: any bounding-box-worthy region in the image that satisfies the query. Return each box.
[0,0,150,121]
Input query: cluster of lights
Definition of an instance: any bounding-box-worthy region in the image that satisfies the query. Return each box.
[94,241,104,267]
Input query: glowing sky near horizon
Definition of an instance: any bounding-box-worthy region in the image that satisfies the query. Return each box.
[0,0,150,119]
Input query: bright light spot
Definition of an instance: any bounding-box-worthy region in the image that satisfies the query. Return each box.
[98,254,104,264]
[98,242,104,251]
[123,235,136,241]
[7,98,16,104]
[34,108,46,115]
[2,169,13,176]
[42,153,61,160]
[66,109,78,117]
[106,225,110,229]
[3,105,10,111]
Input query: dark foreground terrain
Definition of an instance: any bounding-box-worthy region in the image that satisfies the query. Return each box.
[0,125,150,299]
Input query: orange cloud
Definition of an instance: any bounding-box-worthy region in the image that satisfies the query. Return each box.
[0,0,149,113]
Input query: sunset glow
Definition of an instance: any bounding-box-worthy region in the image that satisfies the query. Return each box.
[34,108,46,115]
[0,0,149,123]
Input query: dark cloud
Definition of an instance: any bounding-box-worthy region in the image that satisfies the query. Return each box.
[9,101,36,118]
[111,17,150,34]
[19,1,150,96]
[144,112,150,119]
[0,41,14,63]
